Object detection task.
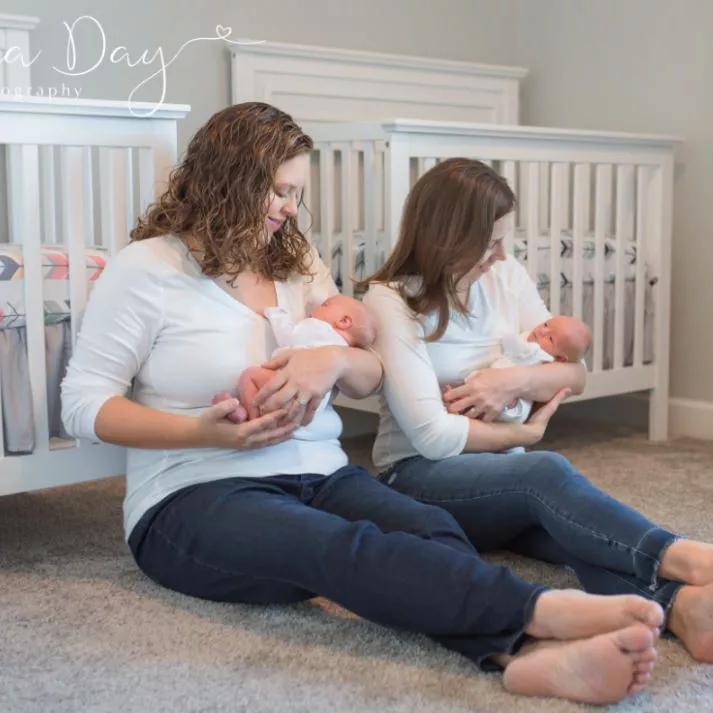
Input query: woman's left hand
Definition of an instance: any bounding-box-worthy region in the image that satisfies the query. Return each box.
[252,346,346,427]
[442,367,519,422]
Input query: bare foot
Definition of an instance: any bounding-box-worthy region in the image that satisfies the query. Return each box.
[659,540,713,587]
[528,589,664,640]
[668,583,713,662]
[503,624,657,705]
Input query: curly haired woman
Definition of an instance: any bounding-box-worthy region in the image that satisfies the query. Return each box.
[61,102,662,706]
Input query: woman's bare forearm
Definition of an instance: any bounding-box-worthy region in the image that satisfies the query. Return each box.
[94,396,208,449]
[334,347,384,399]
[464,418,534,453]
[508,362,586,402]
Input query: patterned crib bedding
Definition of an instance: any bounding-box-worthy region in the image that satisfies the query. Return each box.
[321,230,656,371]
[330,230,655,290]
[0,245,107,455]
[0,245,107,329]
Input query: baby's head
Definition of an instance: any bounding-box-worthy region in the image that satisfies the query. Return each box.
[310,294,377,348]
[527,315,592,362]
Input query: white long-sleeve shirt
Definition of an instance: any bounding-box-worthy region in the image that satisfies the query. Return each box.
[61,235,345,540]
[361,255,552,468]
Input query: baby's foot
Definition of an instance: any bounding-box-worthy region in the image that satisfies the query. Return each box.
[529,589,664,640]
[503,624,657,705]
[668,583,713,662]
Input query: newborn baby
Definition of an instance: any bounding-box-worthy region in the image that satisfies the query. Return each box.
[213,294,377,423]
[525,314,593,364]
[493,314,592,423]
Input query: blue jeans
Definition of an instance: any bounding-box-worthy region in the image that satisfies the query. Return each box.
[128,465,547,670]
[377,450,683,619]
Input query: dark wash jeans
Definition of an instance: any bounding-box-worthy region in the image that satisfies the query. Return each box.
[128,465,547,670]
[377,450,684,618]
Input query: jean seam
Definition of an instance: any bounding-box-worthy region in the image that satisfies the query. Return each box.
[408,488,660,566]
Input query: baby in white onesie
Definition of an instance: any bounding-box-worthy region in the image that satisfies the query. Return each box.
[213,294,377,423]
[476,314,593,424]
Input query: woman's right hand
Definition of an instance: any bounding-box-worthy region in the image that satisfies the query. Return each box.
[195,398,300,450]
[520,388,571,446]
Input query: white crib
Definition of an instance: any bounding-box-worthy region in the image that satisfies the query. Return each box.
[0,95,190,495]
[306,120,677,441]
[231,41,679,442]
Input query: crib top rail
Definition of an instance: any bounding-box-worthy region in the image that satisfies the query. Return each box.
[305,118,683,153]
[0,95,191,120]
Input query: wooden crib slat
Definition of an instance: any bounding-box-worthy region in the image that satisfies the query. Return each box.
[526,162,540,293]
[336,143,355,297]
[363,141,377,279]
[571,163,589,322]
[633,166,648,367]
[501,161,517,255]
[549,162,566,314]
[99,148,130,256]
[5,144,22,244]
[614,165,634,369]
[125,149,136,241]
[319,144,335,284]
[19,144,51,453]
[62,147,91,353]
[593,165,612,373]
[138,148,155,218]
[40,146,57,244]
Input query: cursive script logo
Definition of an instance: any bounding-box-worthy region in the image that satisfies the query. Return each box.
[0,15,264,116]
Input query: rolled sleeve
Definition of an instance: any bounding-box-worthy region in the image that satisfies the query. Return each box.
[60,243,165,441]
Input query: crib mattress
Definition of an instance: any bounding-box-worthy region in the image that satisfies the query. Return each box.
[0,245,106,330]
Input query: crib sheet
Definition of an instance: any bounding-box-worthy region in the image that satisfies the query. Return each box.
[0,245,107,455]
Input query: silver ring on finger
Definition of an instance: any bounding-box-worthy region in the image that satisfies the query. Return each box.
[297,395,309,406]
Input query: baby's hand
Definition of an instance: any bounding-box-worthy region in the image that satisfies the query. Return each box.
[211,391,248,423]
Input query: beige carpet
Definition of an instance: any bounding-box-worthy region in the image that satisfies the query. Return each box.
[1,419,712,712]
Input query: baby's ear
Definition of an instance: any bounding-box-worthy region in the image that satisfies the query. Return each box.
[337,315,353,328]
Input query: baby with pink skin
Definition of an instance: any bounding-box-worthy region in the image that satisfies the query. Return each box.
[450,314,593,425]
[213,294,377,423]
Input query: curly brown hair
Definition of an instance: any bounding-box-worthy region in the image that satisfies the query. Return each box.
[364,158,516,342]
[130,102,314,280]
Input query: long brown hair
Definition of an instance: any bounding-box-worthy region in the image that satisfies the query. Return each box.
[365,158,515,341]
[131,102,314,280]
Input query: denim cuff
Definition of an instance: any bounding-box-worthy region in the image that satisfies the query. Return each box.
[633,527,679,590]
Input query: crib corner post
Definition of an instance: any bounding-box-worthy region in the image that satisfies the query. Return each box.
[648,153,674,443]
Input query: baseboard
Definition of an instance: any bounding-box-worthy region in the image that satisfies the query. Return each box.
[336,394,713,442]
[669,397,713,441]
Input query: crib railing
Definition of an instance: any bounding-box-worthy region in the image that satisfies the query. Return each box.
[306,119,679,436]
[0,96,189,492]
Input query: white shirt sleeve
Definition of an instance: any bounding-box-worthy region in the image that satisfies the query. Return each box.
[60,243,165,441]
[363,284,469,461]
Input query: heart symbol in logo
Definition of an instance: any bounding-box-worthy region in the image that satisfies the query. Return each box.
[216,25,232,39]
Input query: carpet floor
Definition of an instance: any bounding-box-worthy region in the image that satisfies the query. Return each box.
[1,419,712,712]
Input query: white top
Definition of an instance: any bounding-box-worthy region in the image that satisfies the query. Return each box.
[264,307,348,353]
[362,255,552,468]
[60,235,346,541]
[492,330,555,369]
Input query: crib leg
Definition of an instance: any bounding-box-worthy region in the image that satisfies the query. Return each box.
[648,387,669,441]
